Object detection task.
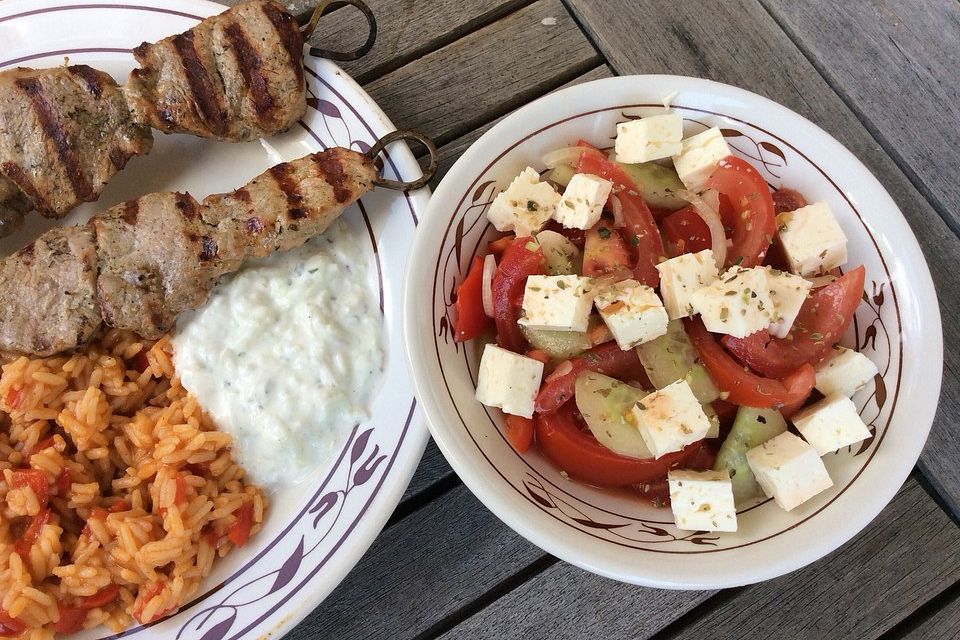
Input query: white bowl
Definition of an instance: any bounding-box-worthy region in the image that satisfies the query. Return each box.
[403,75,942,589]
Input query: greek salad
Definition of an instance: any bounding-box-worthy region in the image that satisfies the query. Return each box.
[453,108,880,534]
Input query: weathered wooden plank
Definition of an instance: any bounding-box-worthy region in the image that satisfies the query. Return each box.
[221,0,528,84]
[431,63,613,189]
[648,479,960,640]
[899,591,960,640]
[439,564,713,640]
[566,0,960,517]
[285,484,545,640]
[362,0,601,147]
[759,0,960,235]
[306,0,529,84]
[399,438,454,502]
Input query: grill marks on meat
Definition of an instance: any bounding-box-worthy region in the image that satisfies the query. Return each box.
[0,226,100,356]
[0,66,154,218]
[0,149,375,354]
[125,0,306,141]
[201,148,377,260]
[94,192,238,339]
[0,177,31,237]
[15,75,95,203]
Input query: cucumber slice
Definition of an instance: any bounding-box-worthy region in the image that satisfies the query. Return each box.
[713,407,788,503]
[615,161,687,211]
[636,320,720,403]
[546,163,576,188]
[535,230,582,276]
[575,371,652,459]
[521,325,591,360]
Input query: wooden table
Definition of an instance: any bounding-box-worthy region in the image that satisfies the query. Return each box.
[226,1,960,637]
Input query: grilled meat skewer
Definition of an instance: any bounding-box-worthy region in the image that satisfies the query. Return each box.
[124,0,307,142]
[0,66,154,220]
[0,0,373,238]
[0,148,376,357]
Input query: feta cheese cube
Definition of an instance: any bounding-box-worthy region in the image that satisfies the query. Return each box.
[594,279,669,349]
[668,469,737,532]
[815,346,879,397]
[487,167,562,236]
[745,432,833,511]
[776,202,848,276]
[630,379,711,459]
[615,113,684,163]
[475,344,544,418]
[518,275,595,332]
[792,393,873,455]
[656,249,719,320]
[672,127,732,191]
[766,268,813,338]
[554,173,613,230]
[691,266,773,338]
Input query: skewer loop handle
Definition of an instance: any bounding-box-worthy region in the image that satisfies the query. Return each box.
[302,0,377,62]
[366,129,438,192]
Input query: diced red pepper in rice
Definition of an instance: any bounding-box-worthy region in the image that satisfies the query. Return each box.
[82,585,120,610]
[11,469,49,507]
[228,502,254,547]
[14,508,51,560]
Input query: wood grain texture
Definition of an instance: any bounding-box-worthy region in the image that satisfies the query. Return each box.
[284,484,545,640]
[306,0,529,84]
[431,64,613,190]
[566,0,960,518]
[221,1,529,84]
[899,592,960,640]
[654,479,959,640]
[438,563,713,640]
[362,0,601,147]
[400,438,454,502]
[759,0,960,235]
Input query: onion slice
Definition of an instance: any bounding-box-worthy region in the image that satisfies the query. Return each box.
[481,253,496,318]
[541,146,584,170]
[676,188,727,269]
[608,195,625,228]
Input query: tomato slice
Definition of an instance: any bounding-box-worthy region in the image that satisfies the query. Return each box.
[661,205,712,257]
[14,508,51,560]
[721,266,866,378]
[228,502,254,547]
[11,469,49,508]
[82,584,120,609]
[618,190,665,286]
[53,603,87,633]
[705,156,776,268]
[575,146,665,286]
[503,415,534,453]
[534,341,650,414]
[685,318,815,409]
[486,235,514,256]
[453,256,493,343]
[535,402,702,486]
[582,225,632,278]
[492,237,545,353]
[772,187,808,214]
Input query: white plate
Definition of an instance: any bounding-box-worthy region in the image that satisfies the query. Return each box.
[0,1,429,637]
[404,75,943,589]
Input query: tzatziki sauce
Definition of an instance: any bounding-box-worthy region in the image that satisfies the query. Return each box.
[173,219,384,486]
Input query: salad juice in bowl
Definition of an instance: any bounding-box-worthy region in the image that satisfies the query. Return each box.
[402,75,942,588]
